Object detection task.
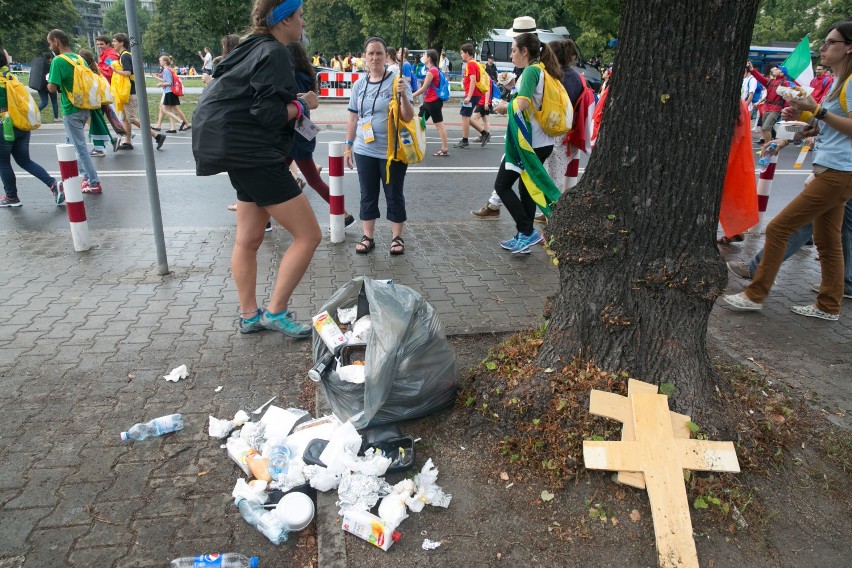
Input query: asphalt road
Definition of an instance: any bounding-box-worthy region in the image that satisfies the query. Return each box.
[6,124,813,232]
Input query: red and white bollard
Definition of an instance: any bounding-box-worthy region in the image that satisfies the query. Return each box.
[56,144,91,251]
[565,147,581,190]
[749,154,777,235]
[328,142,346,244]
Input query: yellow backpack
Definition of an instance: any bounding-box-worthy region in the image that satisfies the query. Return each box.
[0,71,41,130]
[840,74,850,113]
[532,63,572,137]
[386,74,425,181]
[57,53,101,109]
[110,55,133,110]
[465,61,491,95]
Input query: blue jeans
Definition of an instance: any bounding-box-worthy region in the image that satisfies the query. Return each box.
[750,199,852,294]
[38,90,59,119]
[0,129,56,198]
[63,111,99,185]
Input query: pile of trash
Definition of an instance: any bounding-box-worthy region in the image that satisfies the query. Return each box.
[209,405,451,549]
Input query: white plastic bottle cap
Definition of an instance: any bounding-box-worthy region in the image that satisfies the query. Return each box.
[120,432,129,441]
[276,492,315,531]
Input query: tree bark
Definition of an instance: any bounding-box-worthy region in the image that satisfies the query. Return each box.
[539,0,760,415]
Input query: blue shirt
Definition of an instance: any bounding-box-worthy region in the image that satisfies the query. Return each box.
[347,71,412,159]
[813,83,852,172]
[401,61,418,92]
[162,67,173,94]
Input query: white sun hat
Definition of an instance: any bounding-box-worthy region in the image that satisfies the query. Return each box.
[506,16,538,37]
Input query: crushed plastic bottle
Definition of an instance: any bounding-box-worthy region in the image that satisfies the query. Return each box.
[758,142,777,173]
[268,445,292,480]
[120,414,184,441]
[170,553,259,568]
[236,498,289,544]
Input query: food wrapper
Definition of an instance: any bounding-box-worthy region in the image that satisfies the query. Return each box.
[777,85,813,101]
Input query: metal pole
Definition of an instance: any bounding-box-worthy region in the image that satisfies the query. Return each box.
[125,0,169,275]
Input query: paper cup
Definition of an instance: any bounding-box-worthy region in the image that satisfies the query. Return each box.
[276,492,315,531]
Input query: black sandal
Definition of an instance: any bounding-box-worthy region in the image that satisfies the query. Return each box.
[355,235,375,254]
[390,236,405,255]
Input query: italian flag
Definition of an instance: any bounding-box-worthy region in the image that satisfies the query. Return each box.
[782,36,814,87]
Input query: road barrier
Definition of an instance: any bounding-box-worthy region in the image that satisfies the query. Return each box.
[55,144,91,252]
[749,154,778,235]
[328,142,346,243]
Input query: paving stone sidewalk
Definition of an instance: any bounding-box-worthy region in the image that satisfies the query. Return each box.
[0,222,848,567]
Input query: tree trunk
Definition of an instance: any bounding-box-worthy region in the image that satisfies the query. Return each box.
[539,0,760,415]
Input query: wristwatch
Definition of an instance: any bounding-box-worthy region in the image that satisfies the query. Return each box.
[815,106,828,120]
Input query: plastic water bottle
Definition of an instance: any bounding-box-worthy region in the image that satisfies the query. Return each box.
[3,113,14,142]
[170,553,258,568]
[268,445,292,480]
[236,498,289,544]
[758,142,777,172]
[120,414,184,441]
[399,128,418,163]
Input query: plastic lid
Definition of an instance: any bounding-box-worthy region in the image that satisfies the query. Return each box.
[392,530,401,542]
[250,557,259,568]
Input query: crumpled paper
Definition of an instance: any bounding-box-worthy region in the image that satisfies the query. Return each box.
[163,364,189,382]
[412,458,452,509]
[422,539,442,550]
[232,478,268,505]
[208,410,250,439]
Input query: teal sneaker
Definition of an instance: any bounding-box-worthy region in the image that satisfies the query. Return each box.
[260,309,311,339]
[239,309,265,334]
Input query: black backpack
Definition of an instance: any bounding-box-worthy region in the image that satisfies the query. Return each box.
[29,56,48,91]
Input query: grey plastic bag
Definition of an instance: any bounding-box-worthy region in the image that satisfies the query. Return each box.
[311,277,458,428]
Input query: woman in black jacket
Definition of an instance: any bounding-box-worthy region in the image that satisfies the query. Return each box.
[193,0,321,339]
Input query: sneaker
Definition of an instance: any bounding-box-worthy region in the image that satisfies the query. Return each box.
[511,230,543,254]
[239,309,265,334]
[50,181,65,205]
[500,233,520,250]
[265,221,272,232]
[453,139,470,149]
[89,148,105,157]
[155,133,166,149]
[811,284,852,299]
[344,214,357,229]
[260,309,311,339]
[0,196,22,207]
[480,131,492,147]
[166,129,178,134]
[471,204,500,219]
[83,182,103,194]
[726,261,753,280]
[81,178,89,191]
[722,292,762,311]
[790,304,839,321]
[472,135,483,143]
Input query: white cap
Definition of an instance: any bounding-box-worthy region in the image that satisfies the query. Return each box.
[120,432,129,441]
[506,16,537,37]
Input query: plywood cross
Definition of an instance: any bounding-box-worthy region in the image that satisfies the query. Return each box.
[583,390,740,568]
[590,378,692,488]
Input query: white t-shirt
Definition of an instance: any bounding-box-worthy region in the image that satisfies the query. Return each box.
[741,76,757,107]
[202,52,213,70]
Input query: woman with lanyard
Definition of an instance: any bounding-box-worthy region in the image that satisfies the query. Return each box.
[192,0,321,338]
[345,36,414,255]
[412,49,449,157]
[725,20,852,321]
[491,32,564,254]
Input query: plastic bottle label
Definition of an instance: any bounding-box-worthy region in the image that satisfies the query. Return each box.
[192,554,222,567]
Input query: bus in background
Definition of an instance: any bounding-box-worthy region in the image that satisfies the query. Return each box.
[478,26,602,91]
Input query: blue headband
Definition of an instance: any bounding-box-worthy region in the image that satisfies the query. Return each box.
[266,0,302,27]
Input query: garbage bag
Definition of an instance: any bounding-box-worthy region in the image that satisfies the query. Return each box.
[312,277,458,428]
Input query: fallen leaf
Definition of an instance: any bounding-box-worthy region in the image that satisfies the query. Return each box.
[611,517,619,526]
[630,510,641,522]
[500,472,509,481]
[541,490,555,502]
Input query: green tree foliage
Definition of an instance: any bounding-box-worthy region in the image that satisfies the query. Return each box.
[305,0,365,57]
[144,0,246,66]
[752,0,852,49]
[562,0,621,58]
[0,0,81,61]
[343,0,504,53]
[102,0,152,37]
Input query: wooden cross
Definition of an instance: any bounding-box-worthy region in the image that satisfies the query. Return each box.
[584,389,740,568]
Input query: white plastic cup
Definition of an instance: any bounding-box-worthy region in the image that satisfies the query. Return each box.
[276,492,315,531]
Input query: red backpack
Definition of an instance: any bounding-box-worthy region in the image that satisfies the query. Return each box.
[170,68,184,97]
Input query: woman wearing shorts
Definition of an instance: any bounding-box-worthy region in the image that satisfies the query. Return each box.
[154,55,188,133]
[412,49,449,156]
[193,0,322,338]
[345,36,414,256]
